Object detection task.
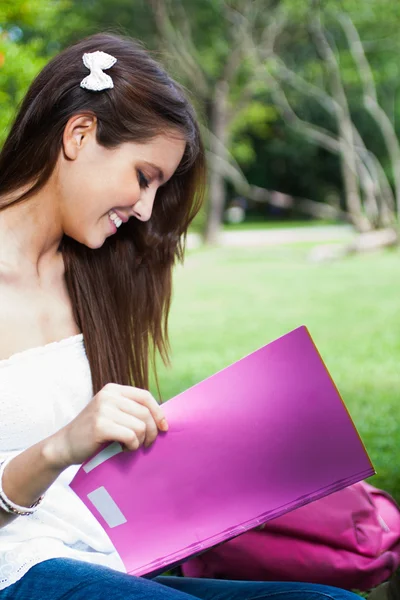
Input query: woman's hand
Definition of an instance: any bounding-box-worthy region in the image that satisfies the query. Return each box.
[44,383,168,469]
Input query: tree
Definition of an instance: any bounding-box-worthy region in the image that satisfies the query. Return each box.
[0,0,72,146]
[131,0,400,237]
[250,0,400,233]
[148,0,286,242]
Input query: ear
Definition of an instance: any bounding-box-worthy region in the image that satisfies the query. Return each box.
[62,113,97,160]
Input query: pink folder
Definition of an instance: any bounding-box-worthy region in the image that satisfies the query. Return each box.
[70,326,374,577]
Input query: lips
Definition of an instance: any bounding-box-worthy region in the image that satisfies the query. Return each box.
[112,209,129,223]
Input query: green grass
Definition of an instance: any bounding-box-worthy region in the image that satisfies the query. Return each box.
[153,244,400,500]
[222,218,342,231]
[190,215,342,234]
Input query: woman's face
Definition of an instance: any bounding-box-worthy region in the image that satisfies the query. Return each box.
[57,115,186,249]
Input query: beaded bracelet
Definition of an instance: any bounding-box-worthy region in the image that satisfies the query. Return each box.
[0,457,44,516]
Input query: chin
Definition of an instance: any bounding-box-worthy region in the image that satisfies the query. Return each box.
[72,233,107,250]
[67,221,111,249]
[87,238,107,250]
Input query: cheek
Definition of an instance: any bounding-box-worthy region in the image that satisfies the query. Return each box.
[59,179,103,244]
[60,156,138,233]
[85,166,136,210]
[63,171,110,217]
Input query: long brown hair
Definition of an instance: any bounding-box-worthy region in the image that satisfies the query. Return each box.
[0,33,206,395]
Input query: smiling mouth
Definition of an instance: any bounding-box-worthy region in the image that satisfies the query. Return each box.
[108,210,122,228]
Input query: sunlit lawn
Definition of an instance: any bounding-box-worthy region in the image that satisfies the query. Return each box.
[222,218,342,231]
[155,243,400,500]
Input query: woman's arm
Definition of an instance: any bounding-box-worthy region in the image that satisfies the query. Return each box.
[0,382,168,529]
[0,438,66,528]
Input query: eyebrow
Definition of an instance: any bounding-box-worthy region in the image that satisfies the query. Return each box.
[143,162,165,184]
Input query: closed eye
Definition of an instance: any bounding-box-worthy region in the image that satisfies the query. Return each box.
[137,170,150,189]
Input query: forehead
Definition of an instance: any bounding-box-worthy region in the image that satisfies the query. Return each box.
[121,132,186,169]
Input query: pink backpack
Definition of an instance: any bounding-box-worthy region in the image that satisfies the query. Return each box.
[182,482,400,591]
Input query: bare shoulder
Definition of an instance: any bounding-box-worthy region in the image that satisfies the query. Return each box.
[0,272,34,360]
[0,255,80,361]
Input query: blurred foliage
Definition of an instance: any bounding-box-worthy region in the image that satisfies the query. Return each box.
[0,0,70,141]
[230,103,278,166]
[267,0,400,200]
[0,34,43,139]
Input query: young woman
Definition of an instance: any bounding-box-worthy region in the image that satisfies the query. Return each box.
[0,32,362,600]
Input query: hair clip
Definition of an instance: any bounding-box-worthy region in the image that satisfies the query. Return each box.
[80,51,117,92]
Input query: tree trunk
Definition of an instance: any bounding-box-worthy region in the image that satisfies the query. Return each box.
[309,228,398,262]
[310,15,371,232]
[204,79,229,245]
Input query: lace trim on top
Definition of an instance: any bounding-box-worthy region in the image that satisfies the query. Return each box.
[0,334,84,369]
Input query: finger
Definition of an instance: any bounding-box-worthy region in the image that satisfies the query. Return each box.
[99,391,159,447]
[110,397,159,444]
[100,385,168,433]
[96,393,151,447]
[99,421,141,452]
[117,386,168,432]
[108,405,158,448]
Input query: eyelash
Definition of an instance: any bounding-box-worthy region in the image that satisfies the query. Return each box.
[137,170,150,189]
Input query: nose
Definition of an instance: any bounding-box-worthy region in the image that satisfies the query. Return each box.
[131,192,156,222]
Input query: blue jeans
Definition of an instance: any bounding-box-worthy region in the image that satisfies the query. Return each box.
[0,558,361,600]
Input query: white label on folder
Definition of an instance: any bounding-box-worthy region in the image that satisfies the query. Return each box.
[83,442,123,473]
[87,486,127,528]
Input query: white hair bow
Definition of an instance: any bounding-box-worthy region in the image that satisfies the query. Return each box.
[80,51,117,91]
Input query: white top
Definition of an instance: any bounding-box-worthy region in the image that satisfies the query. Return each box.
[0,334,126,590]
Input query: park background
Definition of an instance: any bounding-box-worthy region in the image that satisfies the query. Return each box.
[1,0,400,499]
